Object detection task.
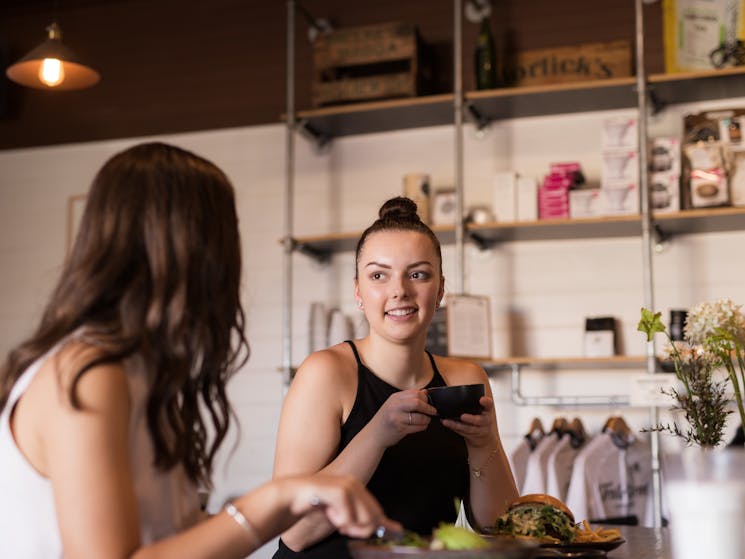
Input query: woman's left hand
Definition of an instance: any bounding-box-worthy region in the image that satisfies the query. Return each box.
[440,395,496,449]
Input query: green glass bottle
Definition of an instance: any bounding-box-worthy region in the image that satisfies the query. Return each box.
[475,16,497,90]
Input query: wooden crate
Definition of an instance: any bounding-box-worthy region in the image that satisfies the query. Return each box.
[505,40,632,87]
[311,22,426,107]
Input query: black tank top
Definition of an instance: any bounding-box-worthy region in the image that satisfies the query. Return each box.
[274,341,469,559]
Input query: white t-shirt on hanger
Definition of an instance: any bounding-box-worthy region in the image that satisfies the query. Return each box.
[565,431,653,526]
[545,433,587,502]
[521,432,561,495]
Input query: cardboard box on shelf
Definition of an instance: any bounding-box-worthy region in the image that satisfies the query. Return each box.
[689,168,729,207]
[493,172,517,222]
[602,117,638,150]
[601,181,639,215]
[570,188,601,218]
[311,21,433,107]
[602,149,639,184]
[650,137,682,175]
[506,40,632,87]
[432,188,457,225]
[516,175,538,221]
[403,173,431,223]
[650,171,681,213]
[662,0,745,73]
[584,316,618,357]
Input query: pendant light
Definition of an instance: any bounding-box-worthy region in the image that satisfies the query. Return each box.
[6,22,100,91]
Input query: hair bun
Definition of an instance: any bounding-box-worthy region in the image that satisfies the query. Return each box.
[379,196,419,222]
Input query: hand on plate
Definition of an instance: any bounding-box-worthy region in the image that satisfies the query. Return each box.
[289,473,402,539]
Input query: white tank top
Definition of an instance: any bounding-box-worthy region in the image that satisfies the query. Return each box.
[0,342,202,557]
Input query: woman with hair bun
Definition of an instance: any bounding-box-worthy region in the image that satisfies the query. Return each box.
[272,196,518,558]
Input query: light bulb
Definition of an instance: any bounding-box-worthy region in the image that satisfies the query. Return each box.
[39,58,65,87]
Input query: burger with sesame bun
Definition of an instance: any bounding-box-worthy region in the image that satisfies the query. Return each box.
[491,494,577,544]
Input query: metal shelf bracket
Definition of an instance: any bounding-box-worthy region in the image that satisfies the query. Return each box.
[284,236,332,264]
[296,119,333,151]
[653,223,673,253]
[467,230,498,251]
[464,100,492,133]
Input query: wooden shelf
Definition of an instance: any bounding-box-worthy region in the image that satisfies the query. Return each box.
[292,67,745,139]
[290,207,745,256]
[483,355,647,370]
[468,214,642,243]
[466,76,638,121]
[295,93,454,138]
[654,206,745,235]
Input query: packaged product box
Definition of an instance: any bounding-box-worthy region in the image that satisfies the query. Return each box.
[538,174,570,219]
[690,168,729,207]
[432,188,457,225]
[493,171,517,222]
[601,117,638,150]
[650,137,682,175]
[602,150,639,184]
[650,171,681,213]
[601,181,640,215]
[662,0,745,73]
[516,175,538,221]
[570,188,601,218]
[682,109,745,207]
[403,173,431,223]
[584,317,617,357]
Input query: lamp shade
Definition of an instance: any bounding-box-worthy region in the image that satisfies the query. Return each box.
[6,23,100,91]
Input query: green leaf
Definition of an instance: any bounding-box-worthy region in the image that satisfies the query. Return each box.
[637,308,666,342]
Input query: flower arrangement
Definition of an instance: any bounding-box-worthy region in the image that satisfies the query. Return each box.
[638,299,745,447]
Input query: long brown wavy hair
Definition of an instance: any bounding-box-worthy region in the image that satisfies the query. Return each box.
[0,142,249,488]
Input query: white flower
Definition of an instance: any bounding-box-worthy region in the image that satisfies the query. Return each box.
[684,298,745,346]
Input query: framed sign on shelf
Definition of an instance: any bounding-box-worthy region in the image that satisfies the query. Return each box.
[445,294,491,360]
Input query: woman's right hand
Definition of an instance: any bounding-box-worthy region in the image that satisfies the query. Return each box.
[370,388,436,447]
[287,474,401,539]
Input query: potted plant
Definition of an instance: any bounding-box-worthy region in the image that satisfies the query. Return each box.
[638,299,745,447]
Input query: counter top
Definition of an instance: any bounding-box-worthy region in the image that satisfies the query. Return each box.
[607,526,670,559]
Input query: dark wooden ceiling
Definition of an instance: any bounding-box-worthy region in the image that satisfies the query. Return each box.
[0,1,663,150]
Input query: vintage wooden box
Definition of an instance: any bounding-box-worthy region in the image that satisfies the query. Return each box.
[311,22,429,107]
[505,40,632,87]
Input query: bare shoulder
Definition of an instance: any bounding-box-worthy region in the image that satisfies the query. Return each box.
[16,339,131,477]
[432,354,489,386]
[47,339,130,413]
[291,342,356,389]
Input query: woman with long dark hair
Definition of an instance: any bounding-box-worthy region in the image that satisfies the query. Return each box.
[0,142,397,558]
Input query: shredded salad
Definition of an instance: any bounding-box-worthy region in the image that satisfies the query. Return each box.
[492,503,576,544]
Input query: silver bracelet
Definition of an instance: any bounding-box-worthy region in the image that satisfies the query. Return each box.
[224,502,262,547]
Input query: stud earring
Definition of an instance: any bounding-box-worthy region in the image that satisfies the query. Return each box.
[357,300,364,309]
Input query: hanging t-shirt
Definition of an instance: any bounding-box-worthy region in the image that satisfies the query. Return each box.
[545,433,587,502]
[521,432,561,495]
[565,431,653,526]
[509,428,544,493]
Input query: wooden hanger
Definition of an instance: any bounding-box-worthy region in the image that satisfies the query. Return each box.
[604,415,633,448]
[566,417,587,448]
[550,416,568,436]
[527,417,545,437]
[525,417,545,449]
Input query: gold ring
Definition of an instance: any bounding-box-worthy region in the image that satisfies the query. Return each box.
[408,412,412,425]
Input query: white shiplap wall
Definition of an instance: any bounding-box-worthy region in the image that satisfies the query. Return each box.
[2,98,745,557]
